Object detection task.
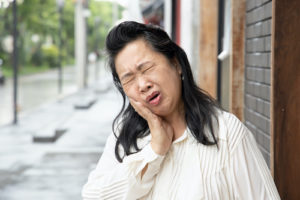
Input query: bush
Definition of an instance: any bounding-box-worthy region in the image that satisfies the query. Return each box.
[41,44,59,68]
[31,48,44,66]
[0,50,10,67]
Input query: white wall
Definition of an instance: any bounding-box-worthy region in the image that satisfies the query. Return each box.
[164,0,172,37]
[180,0,200,80]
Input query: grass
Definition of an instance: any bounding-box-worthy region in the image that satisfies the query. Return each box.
[2,64,51,78]
[0,58,75,78]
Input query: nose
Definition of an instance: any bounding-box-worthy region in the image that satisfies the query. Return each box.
[137,76,152,93]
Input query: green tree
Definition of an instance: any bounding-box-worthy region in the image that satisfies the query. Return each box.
[0,0,116,76]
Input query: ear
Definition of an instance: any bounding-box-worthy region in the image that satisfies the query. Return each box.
[172,58,182,75]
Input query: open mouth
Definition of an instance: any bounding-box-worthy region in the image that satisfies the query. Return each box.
[150,93,159,101]
[147,91,161,105]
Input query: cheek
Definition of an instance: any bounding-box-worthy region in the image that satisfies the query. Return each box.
[164,76,182,99]
[123,86,139,101]
[162,72,181,89]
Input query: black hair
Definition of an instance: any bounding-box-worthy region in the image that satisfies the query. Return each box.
[106,21,219,162]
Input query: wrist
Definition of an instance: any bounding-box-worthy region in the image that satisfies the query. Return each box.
[150,142,168,156]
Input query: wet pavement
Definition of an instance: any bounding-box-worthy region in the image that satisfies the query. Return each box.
[0,66,77,126]
[0,65,123,199]
[0,62,104,126]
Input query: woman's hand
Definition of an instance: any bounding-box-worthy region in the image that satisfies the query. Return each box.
[130,98,174,156]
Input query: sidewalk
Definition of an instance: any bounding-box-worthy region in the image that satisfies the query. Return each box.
[0,65,78,126]
[0,69,122,199]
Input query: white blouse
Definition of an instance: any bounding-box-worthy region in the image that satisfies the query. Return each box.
[82,111,280,200]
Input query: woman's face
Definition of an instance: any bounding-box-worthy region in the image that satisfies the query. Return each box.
[115,39,183,119]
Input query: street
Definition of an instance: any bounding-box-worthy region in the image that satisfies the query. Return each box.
[0,62,104,126]
[0,64,123,199]
[0,66,76,126]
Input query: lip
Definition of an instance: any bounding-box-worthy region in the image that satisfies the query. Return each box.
[146,91,161,105]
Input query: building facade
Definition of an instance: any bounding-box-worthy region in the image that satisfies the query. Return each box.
[139,0,300,198]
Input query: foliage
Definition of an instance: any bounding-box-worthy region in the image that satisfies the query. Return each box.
[0,0,116,75]
[41,44,59,68]
[2,64,50,77]
[87,1,120,56]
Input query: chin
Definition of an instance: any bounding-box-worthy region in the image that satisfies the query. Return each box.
[151,108,169,118]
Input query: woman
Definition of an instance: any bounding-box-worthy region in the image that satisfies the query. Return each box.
[82,21,280,200]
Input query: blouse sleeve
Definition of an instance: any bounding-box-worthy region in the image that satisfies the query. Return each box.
[226,114,281,200]
[81,133,164,200]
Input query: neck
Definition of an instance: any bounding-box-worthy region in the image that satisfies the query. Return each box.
[164,102,186,141]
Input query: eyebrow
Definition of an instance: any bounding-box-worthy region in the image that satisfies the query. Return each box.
[120,61,152,81]
[137,61,151,70]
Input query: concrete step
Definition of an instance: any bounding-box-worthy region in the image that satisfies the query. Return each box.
[74,95,97,110]
[32,113,73,143]
[32,127,67,143]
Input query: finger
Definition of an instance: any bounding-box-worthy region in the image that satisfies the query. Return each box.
[129,98,150,119]
[129,98,158,122]
[128,97,140,112]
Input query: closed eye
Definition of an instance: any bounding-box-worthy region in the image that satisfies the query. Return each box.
[120,73,135,85]
[121,76,134,85]
[142,65,154,74]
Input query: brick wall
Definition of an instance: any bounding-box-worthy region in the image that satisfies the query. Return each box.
[244,0,272,167]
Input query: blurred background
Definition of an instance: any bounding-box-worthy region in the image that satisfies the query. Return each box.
[0,0,299,199]
[0,0,121,126]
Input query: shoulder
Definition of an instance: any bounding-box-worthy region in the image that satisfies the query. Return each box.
[215,110,250,152]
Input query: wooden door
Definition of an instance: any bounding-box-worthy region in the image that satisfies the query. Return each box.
[272,0,300,199]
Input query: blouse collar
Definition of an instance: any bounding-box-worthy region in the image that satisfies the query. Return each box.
[172,128,188,144]
[142,127,190,146]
